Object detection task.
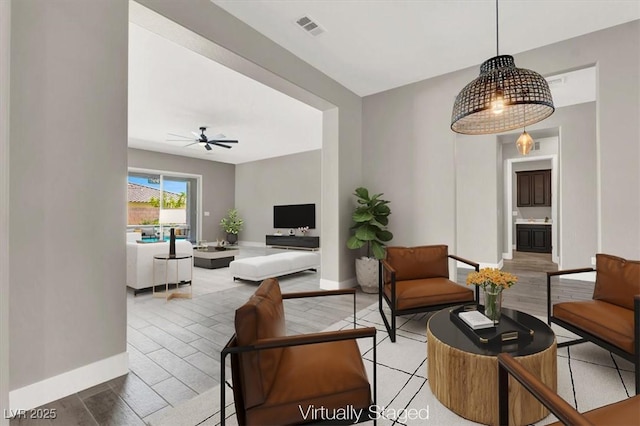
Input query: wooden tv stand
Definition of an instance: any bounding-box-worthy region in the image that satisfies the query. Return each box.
[265,235,320,250]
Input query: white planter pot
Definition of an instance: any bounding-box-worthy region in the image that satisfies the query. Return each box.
[355,257,379,293]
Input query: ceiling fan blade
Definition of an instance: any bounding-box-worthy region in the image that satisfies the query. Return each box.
[192,131,202,138]
[167,139,197,142]
[183,142,200,147]
[210,139,238,144]
[211,133,225,139]
[204,143,212,151]
[167,133,192,139]
[211,142,232,149]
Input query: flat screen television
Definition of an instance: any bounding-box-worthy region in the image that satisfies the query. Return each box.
[273,204,316,229]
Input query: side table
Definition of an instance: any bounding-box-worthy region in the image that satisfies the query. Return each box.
[153,253,193,301]
[427,306,557,425]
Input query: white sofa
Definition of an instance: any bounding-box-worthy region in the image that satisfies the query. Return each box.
[126,240,194,294]
[229,251,320,282]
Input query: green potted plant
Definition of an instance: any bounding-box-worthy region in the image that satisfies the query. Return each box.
[347,187,393,292]
[220,208,243,245]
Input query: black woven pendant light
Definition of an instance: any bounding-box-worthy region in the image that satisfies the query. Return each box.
[451,0,554,135]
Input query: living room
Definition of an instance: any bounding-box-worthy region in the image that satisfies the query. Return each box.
[1,1,639,425]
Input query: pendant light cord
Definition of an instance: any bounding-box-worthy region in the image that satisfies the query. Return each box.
[496,0,499,56]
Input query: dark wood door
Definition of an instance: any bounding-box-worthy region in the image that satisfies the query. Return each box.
[517,227,532,250]
[516,169,551,207]
[531,170,551,206]
[516,225,552,253]
[517,173,532,206]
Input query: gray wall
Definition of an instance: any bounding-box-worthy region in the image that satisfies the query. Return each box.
[235,150,321,245]
[1,0,10,421]
[135,0,362,287]
[128,148,235,241]
[455,135,500,264]
[9,0,128,391]
[519,23,639,260]
[363,22,638,268]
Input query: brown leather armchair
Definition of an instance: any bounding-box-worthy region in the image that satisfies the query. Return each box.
[547,253,640,394]
[498,352,640,425]
[220,278,377,425]
[379,245,479,342]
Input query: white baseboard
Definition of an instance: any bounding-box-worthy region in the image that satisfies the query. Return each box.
[9,352,128,411]
[457,259,504,270]
[319,277,357,290]
[502,252,512,260]
[557,271,596,282]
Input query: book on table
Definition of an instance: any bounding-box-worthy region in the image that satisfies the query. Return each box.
[458,310,494,330]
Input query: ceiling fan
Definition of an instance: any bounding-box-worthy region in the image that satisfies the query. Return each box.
[167,127,238,151]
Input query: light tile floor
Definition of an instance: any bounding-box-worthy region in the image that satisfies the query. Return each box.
[9,248,600,425]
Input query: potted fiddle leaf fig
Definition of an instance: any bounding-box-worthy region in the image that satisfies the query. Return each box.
[220,208,243,245]
[347,187,393,293]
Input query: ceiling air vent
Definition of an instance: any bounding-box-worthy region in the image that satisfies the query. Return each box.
[295,15,325,36]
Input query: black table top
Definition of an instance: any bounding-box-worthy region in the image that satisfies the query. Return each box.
[153,253,192,260]
[428,306,555,357]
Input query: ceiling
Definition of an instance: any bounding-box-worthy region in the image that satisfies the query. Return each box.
[128,23,322,165]
[128,1,638,164]
[214,0,639,96]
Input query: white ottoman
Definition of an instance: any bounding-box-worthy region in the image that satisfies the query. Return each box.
[229,251,320,282]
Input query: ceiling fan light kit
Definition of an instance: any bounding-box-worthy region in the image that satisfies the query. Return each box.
[451,0,554,136]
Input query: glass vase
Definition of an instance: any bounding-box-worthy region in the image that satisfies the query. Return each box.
[483,286,503,324]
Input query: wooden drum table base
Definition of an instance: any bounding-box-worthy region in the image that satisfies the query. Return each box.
[427,308,557,426]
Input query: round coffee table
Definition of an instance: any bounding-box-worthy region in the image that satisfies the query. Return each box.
[427,306,556,425]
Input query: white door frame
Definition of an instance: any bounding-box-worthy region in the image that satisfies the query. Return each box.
[504,154,559,264]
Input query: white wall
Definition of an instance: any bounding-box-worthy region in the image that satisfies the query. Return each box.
[9,0,128,408]
[235,150,321,245]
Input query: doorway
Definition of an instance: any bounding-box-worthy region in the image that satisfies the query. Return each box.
[503,139,559,268]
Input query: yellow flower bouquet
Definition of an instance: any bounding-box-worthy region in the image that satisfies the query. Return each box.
[466,268,518,291]
[466,268,518,323]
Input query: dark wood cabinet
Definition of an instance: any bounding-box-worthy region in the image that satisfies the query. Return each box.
[265,235,320,250]
[516,225,551,253]
[517,169,551,207]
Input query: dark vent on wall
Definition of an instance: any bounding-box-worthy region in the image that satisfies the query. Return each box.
[534,142,541,151]
[295,15,325,36]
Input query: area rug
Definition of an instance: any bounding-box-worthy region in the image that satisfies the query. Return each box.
[149,303,635,426]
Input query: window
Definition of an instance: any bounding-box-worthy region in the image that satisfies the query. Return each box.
[127,170,199,242]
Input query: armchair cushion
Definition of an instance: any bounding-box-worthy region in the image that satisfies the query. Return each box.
[384,277,474,310]
[553,299,635,354]
[246,340,370,425]
[386,245,449,281]
[235,278,286,409]
[593,253,640,310]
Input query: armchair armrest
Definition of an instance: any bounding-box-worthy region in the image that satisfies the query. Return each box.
[547,267,595,278]
[448,254,479,272]
[449,255,480,301]
[283,288,357,328]
[546,267,596,324]
[379,259,398,309]
[498,353,593,426]
[282,288,355,299]
[379,259,396,275]
[234,327,376,352]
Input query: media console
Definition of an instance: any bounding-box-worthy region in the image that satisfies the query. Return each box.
[265,235,320,250]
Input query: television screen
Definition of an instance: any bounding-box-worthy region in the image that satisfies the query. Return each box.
[273,204,316,229]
